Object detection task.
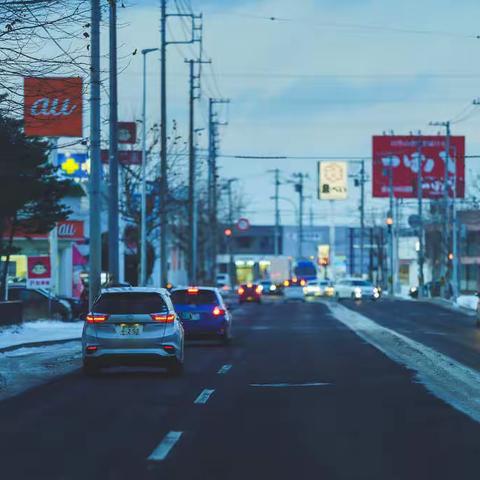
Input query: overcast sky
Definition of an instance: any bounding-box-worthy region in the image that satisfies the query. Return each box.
[111,0,480,226]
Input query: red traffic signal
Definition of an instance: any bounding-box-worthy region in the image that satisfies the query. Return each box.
[224,228,232,237]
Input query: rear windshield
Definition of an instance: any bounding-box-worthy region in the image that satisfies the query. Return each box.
[93,293,167,314]
[171,290,218,305]
[351,280,372,286]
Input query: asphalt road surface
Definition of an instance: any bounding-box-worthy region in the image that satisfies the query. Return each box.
[2,299,480,479]
[340,296,480,371]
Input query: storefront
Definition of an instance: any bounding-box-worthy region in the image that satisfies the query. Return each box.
[3,220,86,298]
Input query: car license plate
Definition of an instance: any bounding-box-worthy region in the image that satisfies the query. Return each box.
[181,312,200,321]
[119,324,142,336]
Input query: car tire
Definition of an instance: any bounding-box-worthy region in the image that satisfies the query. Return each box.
[167,359,184,377]
[82,360,100,376]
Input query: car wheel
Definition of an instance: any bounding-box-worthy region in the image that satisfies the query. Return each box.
[167,359,184,377]
[82,360,100,376]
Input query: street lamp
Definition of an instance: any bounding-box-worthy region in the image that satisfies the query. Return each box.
[140,48,159,286]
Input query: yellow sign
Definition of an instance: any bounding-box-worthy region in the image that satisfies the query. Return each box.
[318,161,348,200]
[61,157,80,175]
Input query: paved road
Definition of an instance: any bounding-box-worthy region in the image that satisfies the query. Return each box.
[340,297,480,371]
[1,300,480,479]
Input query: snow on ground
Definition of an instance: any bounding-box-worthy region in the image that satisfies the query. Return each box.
[0,320,83,350]
[327,300,480,424]
[456,295,478,312]
[0,341,81,401]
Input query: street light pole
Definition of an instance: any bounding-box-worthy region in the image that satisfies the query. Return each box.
[140,48,159,286]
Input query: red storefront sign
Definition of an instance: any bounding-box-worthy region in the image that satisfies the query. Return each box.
[24,77,83,137]
[27,256,51,288]
[372,135,465,199]
[8,220,85,241]
[118,122,137,144]
[57,220,84,240]
[101,150,142,165]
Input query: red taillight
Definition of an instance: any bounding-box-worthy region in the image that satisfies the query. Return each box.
[85,345,97,353]
[187,287,199,294]
[163,345,175,353]
[238,287,245,295]
[213,306,226,316]
[86,314,109,324]
[151,313,175,323]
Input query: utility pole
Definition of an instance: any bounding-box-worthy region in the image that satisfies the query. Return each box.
[89,0,102,307]
[359,160,365,277]
[208,98,229,282]
[140,48,159,286]
[225,178,238,288]
[108,0,119,283]
[387,160,394,296]
[268,169,281,255]
[159,0,167,287]
[430,120,451,298]
[292,173,305,258]
[186,57,210,285]
[159,1,200,286]
[415,132,425,298]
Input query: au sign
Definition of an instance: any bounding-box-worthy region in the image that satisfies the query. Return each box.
[24,77,83,137]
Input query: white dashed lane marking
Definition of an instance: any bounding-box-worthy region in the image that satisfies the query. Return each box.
[217,364,232,374]
[147,431,183,462]
[250,382,332,388]
[194,389,215,404]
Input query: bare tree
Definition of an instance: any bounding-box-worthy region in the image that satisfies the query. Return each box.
[0,0,90,114]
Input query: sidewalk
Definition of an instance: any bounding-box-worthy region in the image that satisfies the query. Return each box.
[0,320,83,352]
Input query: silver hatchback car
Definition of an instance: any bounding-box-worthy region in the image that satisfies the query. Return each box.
[81,287,184,376]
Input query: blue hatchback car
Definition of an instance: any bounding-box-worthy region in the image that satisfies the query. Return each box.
[171,287,232,343]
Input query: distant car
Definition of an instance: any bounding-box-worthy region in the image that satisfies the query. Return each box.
[258,280,279,296]
[7,285,72,321]
[171,287,232,343]
[335,279,380,301]
[303,279,334,297]
[81,287,184,376]
[238,283,262,304]
[283,278,306,302]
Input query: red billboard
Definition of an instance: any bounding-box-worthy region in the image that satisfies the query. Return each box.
[24,77,83,137]
[372,135,465,199]
[101,150,142,165]
[118,122,137,144]
[27,256,51,289]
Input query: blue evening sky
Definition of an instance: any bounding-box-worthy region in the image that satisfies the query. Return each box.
[114,0,480,225]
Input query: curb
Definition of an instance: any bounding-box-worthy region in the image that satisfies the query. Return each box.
[0,337,81,354]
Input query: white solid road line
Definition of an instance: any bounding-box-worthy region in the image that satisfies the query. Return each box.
[217,364,232,374]
[147,431,183,462]
[194,388,215,404]
[250,382,332,388]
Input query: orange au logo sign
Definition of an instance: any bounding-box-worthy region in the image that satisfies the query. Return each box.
[24,77,83,137]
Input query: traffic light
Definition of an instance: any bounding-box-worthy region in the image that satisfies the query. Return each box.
[224,228,232,237]
[386,216,393,233]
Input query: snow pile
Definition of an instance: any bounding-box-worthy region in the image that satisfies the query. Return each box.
[328,301,480,424]
[456,295,478,312]
[0,342,81,401]
[0,320,83,350]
